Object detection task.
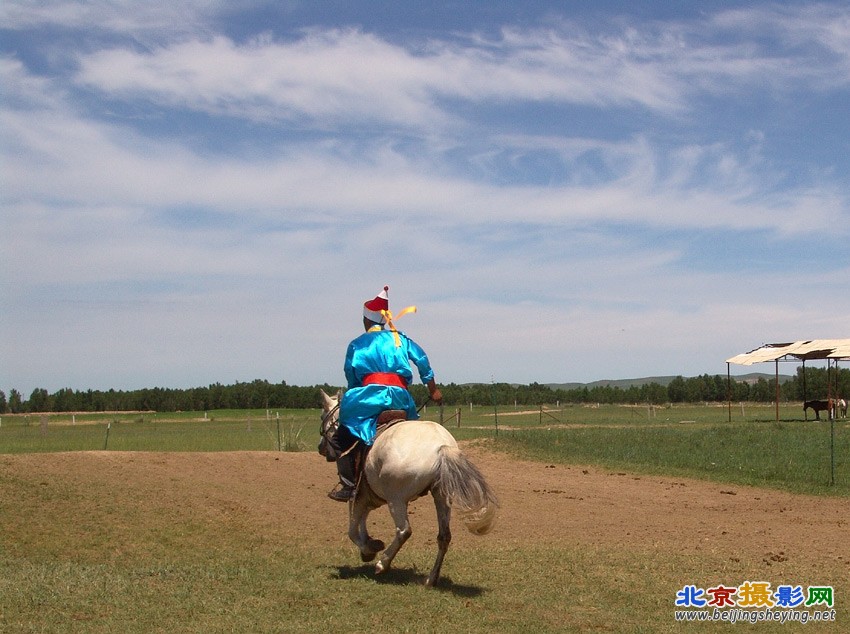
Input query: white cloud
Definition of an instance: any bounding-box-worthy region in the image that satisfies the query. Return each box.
[5,66,842,240]
[2,2,849,394]
[711,4,850,85]
[0,0,223,40]
[64,4,850,136]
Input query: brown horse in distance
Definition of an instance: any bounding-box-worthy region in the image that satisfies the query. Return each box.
[803,400,831,421]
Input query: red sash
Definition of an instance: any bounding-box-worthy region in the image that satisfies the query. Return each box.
[362,372,408,388]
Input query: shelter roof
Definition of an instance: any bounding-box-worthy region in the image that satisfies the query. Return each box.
[726,339,850,366]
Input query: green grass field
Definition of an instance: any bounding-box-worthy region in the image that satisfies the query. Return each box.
[2,402,847,495]
[0,409,311,453]
[2,402,847,633]
[1,542,744,633]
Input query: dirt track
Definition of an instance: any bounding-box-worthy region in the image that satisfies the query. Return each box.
[2,442,848,580]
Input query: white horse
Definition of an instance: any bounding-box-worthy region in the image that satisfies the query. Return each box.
[319,389,497,586]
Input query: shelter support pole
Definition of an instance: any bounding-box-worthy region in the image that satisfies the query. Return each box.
[726,363,732,422]
[827,359,835,409]
[802,360,808,421]
[829,358,835,486]
[827,360,831,419]
[775,360,780,422]
[830,414,835,486]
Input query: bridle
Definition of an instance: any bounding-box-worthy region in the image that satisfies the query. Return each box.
[320,401,341,440]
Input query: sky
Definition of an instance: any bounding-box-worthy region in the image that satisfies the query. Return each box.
[2,1,849,397]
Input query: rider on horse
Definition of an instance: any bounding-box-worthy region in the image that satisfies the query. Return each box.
[327,285,443,502]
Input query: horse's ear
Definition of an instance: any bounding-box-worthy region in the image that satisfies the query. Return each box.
[319,389,333,408]
[335,388,343,401]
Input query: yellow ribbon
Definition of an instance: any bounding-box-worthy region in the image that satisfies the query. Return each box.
[381,305,417,346]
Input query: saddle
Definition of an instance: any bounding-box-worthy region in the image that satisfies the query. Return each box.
[350,410,408,490]
[376,409,407,428]
[319,410,407,463]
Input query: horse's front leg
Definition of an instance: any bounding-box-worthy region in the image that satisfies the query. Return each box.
[375,499,412,575]
[348,495,384,562]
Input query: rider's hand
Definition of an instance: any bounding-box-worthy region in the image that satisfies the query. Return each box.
[430,388,443,405]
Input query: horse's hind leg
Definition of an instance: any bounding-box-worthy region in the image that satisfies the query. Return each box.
[375,500,412,575]
[426,490,452,587]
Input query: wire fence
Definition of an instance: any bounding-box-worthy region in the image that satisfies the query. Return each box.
[2,404,847,492]
[0,410,317,453]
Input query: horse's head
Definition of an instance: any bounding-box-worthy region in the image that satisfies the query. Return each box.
[318,388,342,445]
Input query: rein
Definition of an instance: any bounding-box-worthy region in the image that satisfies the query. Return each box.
[319,403,341,437]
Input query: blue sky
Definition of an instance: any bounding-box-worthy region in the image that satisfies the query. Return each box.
[2,1,849,396]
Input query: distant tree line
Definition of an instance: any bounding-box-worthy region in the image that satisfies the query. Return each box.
[1,367,848,414]
[0,380,339,414]
[425,367,848,409]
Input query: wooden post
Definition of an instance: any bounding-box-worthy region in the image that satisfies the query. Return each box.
[775,359,780,422]
[276,412,281,451]
[802,360,808,421]
[726,363,732,422]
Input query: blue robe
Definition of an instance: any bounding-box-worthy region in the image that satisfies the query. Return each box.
[339,328,435,445]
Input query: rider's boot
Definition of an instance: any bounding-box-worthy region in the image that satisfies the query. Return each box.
[328,451,356,502]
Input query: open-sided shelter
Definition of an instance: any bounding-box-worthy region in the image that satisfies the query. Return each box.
[726,339,850,421]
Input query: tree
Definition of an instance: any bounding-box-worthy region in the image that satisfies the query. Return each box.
[53,388,78,412]
[28,388,50,412]
[9,389,23,413]
[667,376,686,402]
[644,382,668,405]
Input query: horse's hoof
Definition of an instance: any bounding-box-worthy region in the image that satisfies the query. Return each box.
[375,559,387,575]
[367,538,385,552]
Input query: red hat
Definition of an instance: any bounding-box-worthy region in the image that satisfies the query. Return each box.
[363,285,389,324]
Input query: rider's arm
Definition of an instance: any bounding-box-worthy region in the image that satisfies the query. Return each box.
[426,378,443,405]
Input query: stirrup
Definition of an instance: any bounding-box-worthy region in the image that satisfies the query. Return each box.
[327,484,354,502]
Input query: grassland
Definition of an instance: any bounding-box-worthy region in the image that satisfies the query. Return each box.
[3,444,847,633]
[2,400,848,633]
[2,402,847,495]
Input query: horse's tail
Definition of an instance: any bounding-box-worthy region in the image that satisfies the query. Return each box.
[434,445,498,535]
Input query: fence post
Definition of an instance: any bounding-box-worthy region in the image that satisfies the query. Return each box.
[276,412,282,451]
[830,417,835,486]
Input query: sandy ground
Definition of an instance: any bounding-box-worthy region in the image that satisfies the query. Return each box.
[2,442,848,579]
